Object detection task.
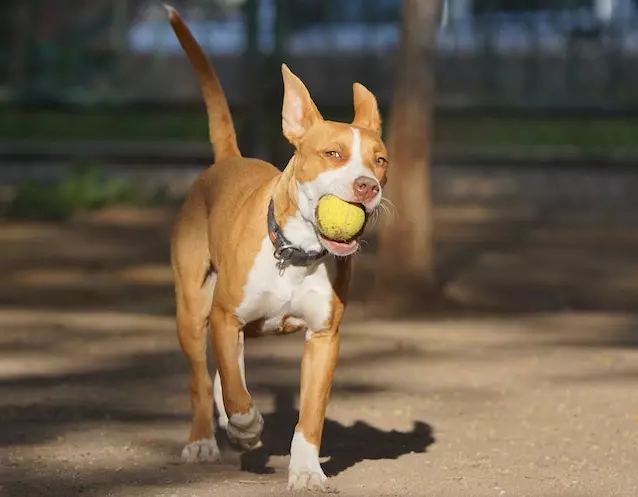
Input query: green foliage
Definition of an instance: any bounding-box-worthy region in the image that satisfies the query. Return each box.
[0,108,211,142]
[3,163,140,221]
[3,108,638,152]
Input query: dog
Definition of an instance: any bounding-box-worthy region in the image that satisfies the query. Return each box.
[165,5,389,492]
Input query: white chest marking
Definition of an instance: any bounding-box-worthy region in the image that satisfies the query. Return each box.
[235,237,335,335]
[235,130,374,333]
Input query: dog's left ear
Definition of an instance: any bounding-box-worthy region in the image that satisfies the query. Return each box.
[351,83,381,135]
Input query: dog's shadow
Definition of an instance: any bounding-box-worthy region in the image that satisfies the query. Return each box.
[230,388,435,477]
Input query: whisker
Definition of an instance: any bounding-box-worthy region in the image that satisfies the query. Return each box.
[377,198,398,227]
[381,197,397,217]
[366,209,381,230]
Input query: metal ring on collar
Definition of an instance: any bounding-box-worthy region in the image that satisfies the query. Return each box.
[273,243,297,261]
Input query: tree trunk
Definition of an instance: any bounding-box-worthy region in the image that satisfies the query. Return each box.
[375,0,440,310]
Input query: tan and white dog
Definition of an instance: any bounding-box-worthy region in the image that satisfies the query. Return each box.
[166,5,389,491]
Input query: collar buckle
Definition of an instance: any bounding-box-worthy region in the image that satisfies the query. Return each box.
[273,243,295,274]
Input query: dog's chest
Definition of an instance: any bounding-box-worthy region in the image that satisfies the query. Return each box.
[235,237,334,335]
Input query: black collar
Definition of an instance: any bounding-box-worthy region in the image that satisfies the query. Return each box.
[267,198,328,270]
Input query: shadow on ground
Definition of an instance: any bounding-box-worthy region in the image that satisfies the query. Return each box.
[239,388,434,477]
[0,350,434,497]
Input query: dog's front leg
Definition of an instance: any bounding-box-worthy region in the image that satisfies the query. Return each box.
[210,304,263,450]
[288,328,339,491]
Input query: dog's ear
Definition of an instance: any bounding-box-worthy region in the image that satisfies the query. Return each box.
[281,64,323,145]
[351,83,381,136]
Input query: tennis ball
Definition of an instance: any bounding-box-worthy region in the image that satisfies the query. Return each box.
[315,194,366,242]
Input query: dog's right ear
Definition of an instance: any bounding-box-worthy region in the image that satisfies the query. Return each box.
[281,64,323,146]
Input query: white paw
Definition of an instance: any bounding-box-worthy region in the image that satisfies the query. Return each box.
[287,431,327,491]
[287,469,327,492]
[181,438,221,463]
[226,406,264,450]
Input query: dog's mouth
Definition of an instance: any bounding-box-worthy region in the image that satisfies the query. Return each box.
[318,235,359,257]
[311,195,369,257]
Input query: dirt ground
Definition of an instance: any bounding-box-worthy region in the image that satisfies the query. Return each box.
[1,169,638,497]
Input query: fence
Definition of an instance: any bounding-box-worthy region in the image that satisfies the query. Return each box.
[2,0,638,163]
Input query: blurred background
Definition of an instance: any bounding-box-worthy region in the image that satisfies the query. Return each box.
[2,3,638,496]
[1,0,638,313]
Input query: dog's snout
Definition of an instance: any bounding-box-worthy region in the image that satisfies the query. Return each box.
[353,176,380,202]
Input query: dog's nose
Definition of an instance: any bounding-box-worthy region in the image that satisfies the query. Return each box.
[353,176,380,202]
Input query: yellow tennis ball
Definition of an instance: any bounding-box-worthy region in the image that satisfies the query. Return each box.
[315,194,366,242]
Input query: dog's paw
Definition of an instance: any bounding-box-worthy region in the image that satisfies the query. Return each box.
[181,438,221,463]
[226,406,264,450]
[287,431,328,491]
[287,469,328,492]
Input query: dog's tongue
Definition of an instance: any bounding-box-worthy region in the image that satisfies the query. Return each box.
[321,238,357,256]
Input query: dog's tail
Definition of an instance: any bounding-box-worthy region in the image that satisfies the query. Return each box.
[164,4,241,160]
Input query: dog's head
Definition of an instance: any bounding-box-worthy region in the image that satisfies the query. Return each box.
[280,64,389,257]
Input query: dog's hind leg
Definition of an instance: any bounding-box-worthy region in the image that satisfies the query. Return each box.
[213,330,246,430]
[210,303,263,450]
[213,369,227,429]
[173,242,220,462]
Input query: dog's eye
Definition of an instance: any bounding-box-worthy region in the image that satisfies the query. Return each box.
[376,157,388,167]
[324,150,342,160]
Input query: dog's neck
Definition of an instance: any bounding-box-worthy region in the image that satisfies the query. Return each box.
[270,156,324,255]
